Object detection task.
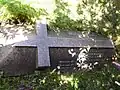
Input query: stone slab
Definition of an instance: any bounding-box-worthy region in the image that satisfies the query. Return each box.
[0,45,36,76]
[12,21,114,68]
[0,20,115,75]
[50,47,114,72]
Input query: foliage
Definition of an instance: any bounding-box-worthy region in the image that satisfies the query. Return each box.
[48,0,119,36]
[48,0,79,31]
[0,64,120,90]
[0,0,47,25]
[47,1,120,89]
[1,0,120,90]
[48,0,120,59]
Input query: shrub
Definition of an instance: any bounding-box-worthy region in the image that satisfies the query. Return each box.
[0,0,47,25]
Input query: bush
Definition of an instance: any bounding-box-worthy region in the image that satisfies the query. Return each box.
[0,0,47,25]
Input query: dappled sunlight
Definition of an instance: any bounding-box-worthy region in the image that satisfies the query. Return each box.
[0,23,36,74]
[67,47,97,70]
[67,0,79,20]
[67,46,114,71]
[21,0,55,14]
[60,74,78,88]
[0,45,14,64]
[0,0,120,89]
[68,49,76,57]
[49,28,114,72]
[77,47,91,70]
[0,24,35,46]
[115,36,120,45]
[115,81,120,86]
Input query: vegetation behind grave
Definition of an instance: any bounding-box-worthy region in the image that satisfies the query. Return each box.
[0,0,47,25]
[1,0,120,89]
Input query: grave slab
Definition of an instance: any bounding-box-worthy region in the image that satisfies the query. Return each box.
[0,45,36,75]
[13,21,114,68]
[0,19,115,75]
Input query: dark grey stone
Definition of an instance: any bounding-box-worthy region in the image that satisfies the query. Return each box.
[0,45,36,76]
[0,20,115,75]
[50,47,114,72]
[12,21,114,68]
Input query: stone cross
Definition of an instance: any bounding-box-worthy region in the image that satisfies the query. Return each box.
[13,20,114,68]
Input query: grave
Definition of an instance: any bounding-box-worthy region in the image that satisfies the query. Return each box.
[0,20,115,76]
[49,30,115,72]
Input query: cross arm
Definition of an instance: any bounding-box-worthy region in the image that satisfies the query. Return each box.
[12,39,37,47]
[47,37,114,48]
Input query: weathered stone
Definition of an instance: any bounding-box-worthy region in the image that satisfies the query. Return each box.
[50,47,114,72]
[0,45,36,76]
[13,22,114,68]
[0,20,115,75]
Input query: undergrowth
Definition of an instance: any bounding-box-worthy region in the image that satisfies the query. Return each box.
[0,64,120,90]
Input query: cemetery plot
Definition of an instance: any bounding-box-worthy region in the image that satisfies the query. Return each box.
[0,20,115,76]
